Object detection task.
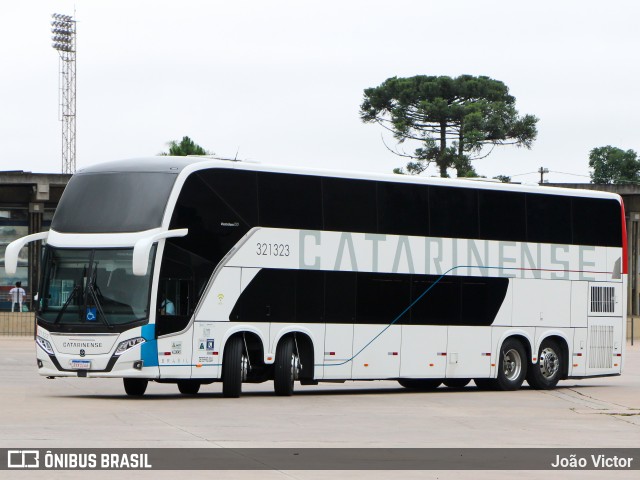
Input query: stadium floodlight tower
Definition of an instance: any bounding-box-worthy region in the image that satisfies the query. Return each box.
[51,13,77,174]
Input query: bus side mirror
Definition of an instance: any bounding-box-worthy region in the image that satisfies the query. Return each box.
[4,231,49,275]
[132,229,188,276]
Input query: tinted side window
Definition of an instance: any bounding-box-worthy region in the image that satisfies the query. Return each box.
[230,269,295,323]
[296,270,324,323]
[410,275,508,326]
[377,181,429,236]
[325,271,356,323]
[323,178,377,233]
[169,172,252,267]
[479,190,526,241]
[429,186,479,239]
[573,197,622,247]
[460,278,509,326]
[527,194,572,244]
[411,276,460,325]
[197,169,258,228]
[356,273,411,324]
[258,173,323,230]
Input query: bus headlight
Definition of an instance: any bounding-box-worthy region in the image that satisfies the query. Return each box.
[115,337,145,356]
[36,336,55,355]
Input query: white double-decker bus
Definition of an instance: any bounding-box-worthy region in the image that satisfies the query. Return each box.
[5,157,627,397]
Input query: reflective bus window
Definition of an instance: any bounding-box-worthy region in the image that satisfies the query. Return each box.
[527,193,572,245]
[324,271,356,324]
[479,190,526,241]
[356,273,410,324]
[429,186,479,239]
[258,173,322,230]
[377,181,429,236]
[573,197,622,247]
[323,178,377,233]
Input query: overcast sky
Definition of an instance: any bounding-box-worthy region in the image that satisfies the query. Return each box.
[2,0,639,184]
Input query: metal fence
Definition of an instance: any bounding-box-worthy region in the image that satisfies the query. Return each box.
[0,312,35,336]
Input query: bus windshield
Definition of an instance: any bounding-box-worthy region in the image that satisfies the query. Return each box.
[39,246,156,328]
[50,172,178,233]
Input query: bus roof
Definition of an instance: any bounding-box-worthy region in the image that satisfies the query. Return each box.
[78,156,622,203]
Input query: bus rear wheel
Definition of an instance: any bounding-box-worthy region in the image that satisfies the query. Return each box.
[222,336,248,398]
[123,378,148,396]
[398,379,442,390]
[527,339,562,390]
[177,380,201,395]
[495,338,527,391]
[274,337,300,396]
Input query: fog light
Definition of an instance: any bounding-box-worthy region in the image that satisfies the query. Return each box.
[37,359,43,368]
[133,360,143,370]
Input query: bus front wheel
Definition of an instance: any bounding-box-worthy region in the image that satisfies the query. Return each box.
[274,337,300,396]
[527,339,562,390]
[222,336,248,398]
[123,378,148,396]
[177,380,201,395]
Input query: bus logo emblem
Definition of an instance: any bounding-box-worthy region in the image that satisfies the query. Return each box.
[80,349,85,357]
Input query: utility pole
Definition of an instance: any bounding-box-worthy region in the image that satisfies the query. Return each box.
[538,166,549,185]
[51,13,77,174]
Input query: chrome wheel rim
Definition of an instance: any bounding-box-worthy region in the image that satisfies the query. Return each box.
[240,354,248,382]
[291,354,300,381]
[539,347,559,379]
[503,348,522,381]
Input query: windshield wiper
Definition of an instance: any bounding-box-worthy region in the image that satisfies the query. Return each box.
[86,265,112,328]
[54,284,82,325]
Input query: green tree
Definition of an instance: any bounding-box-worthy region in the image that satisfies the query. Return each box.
[160,136,211,156]
[360,75,538,177]
[589,146,640,184]
[493,175,511,183]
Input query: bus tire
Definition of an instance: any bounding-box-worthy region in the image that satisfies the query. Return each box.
[496,338,527,391]
[123,378,148,396]
[398,379,441,390]
[222,336,247,398]
[274,337,300,396]
[177,380,201,395]
[527,339,562,390]
[443,378,470,389]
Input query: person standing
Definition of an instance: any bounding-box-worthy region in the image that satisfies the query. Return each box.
[9,281,26,312]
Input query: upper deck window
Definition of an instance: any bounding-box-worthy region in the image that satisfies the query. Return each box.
[51,172,178,233]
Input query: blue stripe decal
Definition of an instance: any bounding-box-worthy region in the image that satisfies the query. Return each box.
[319,266,455,367]
[141,324,158,367]
[316,261,614,367]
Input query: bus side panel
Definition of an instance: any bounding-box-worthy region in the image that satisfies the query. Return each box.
[157,329,194,379]
[191,322,222,379]
[323,324,354,379]
[446,326,491,378]
[195,267,243,322]
[570,281,589,328]
[512,279,571,327]
[351,325,401,379]
[570,327,588,376]
[399,325,447,378]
